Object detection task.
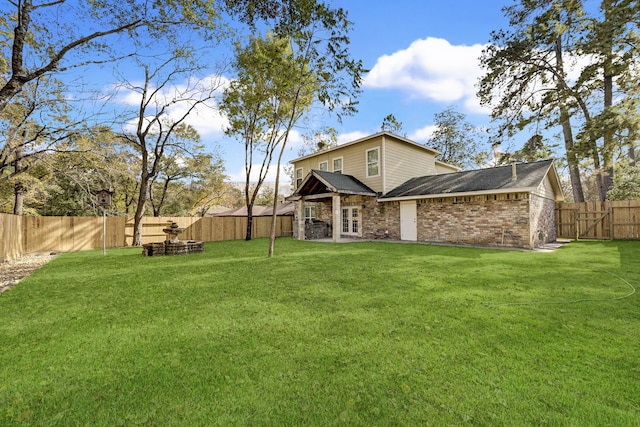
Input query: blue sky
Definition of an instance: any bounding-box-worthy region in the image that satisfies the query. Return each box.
[214,0,513,184]
[57,1,514,185]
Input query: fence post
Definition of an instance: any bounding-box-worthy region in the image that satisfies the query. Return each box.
[609,206,614,240]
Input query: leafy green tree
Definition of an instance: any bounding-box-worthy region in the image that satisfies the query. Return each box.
[149,151,226,216]
[0,74,87,214]
[25,127,137,216]
[576,0,640,195]
[426,106,488,170]
[0,0,234,112]
[496,134,558,165]
[0,160,49,215]
[607,166,640,200]
[187,174,239,217]
[478,0,640,201]
[222,1,364,256]
[478,0,589,201]
[380,114,405,136]
[305,127,339,154]
[222,33,317,244]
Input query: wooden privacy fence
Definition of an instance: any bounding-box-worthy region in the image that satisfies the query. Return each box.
[555,200,640,240]
[124,216,293,246]
[1,214,292,261]
[0,213,23,262]
[22,216,128,253]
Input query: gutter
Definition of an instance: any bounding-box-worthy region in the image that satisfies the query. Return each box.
[377,187,539,203]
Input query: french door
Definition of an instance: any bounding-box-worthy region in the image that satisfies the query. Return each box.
[341,207,360,236]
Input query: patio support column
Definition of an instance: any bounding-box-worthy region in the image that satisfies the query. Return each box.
[332,194,341,243]
[297,199,305,240]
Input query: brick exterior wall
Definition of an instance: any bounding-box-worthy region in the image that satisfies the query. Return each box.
[529,194,556,247]
[294,192,555,249]
[362,193,540,249]
[363,199,400,239]
[414,197,531,248]
[362,197,400,240]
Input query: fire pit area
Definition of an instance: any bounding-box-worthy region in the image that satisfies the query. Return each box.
[142,221,204,256]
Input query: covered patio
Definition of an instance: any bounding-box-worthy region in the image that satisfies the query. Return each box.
[287,170,377,242]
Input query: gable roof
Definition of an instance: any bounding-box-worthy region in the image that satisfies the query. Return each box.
[289,170,377,199]
[289,131,440,164]
[380,160,563,201]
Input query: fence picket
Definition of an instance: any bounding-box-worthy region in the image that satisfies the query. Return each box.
[1,214,292,260]
[555,200,640,240]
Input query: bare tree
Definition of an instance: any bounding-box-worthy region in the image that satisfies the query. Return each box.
[117,54,224,245]
[0,0,237,112]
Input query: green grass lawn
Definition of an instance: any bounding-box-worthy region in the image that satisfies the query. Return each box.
[1,238,639,426]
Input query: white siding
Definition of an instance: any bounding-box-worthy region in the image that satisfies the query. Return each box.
[383,140,436,193]
[435,162,459,175]
[290,133,440,195]
[533,175,555,200]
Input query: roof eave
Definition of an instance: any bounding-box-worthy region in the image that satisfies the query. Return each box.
[378,187,539,202]
[434,159,461,171]
[342,190,378,197]
[546,162,565,202]
[290,170,377,199]
[289,131,440,164]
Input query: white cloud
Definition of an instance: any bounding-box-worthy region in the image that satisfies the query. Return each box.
[408,125,438,143]
[364,37,486,107]
[337,131,369,145]
[115,74,230,137]
[168,102,228,137]
[227,163,291,184]
[280,129,304,150]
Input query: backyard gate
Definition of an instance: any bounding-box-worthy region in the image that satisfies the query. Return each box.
[555,200,640,240]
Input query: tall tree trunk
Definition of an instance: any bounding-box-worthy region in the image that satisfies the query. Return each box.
[245,204,253,241]
[600,0,615,200]
[13,182,24,215]
[560,108,585,202]
[12,142,25,215]
[133,169,150,246]
[601,69,615,200]
[269,139,289,257]
[554,35,585,202]
[244,145,253,241]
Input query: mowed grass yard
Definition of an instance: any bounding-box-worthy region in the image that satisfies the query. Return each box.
[1,238,639,426]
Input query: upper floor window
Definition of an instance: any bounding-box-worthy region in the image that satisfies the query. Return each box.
[333,157,343,174]
[319,161,328,171]
[366,148,380,177]
[295,168,303,188]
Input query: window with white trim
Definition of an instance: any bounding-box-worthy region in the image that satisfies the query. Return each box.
[304,206,316,221]
[366,148,379,177]
[319,161,328,171]
[332,157,343,174]
[295,168,303,188]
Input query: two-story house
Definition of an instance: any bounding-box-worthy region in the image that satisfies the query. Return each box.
[288,131,563,249]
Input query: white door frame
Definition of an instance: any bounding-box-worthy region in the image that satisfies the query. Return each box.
[341,206,360,236]
[400,200,417,241]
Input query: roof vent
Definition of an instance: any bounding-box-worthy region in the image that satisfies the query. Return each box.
[511,163,517,181]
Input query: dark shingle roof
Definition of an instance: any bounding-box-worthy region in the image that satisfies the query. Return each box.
[293,170,377,197]
[380,160,555,199]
